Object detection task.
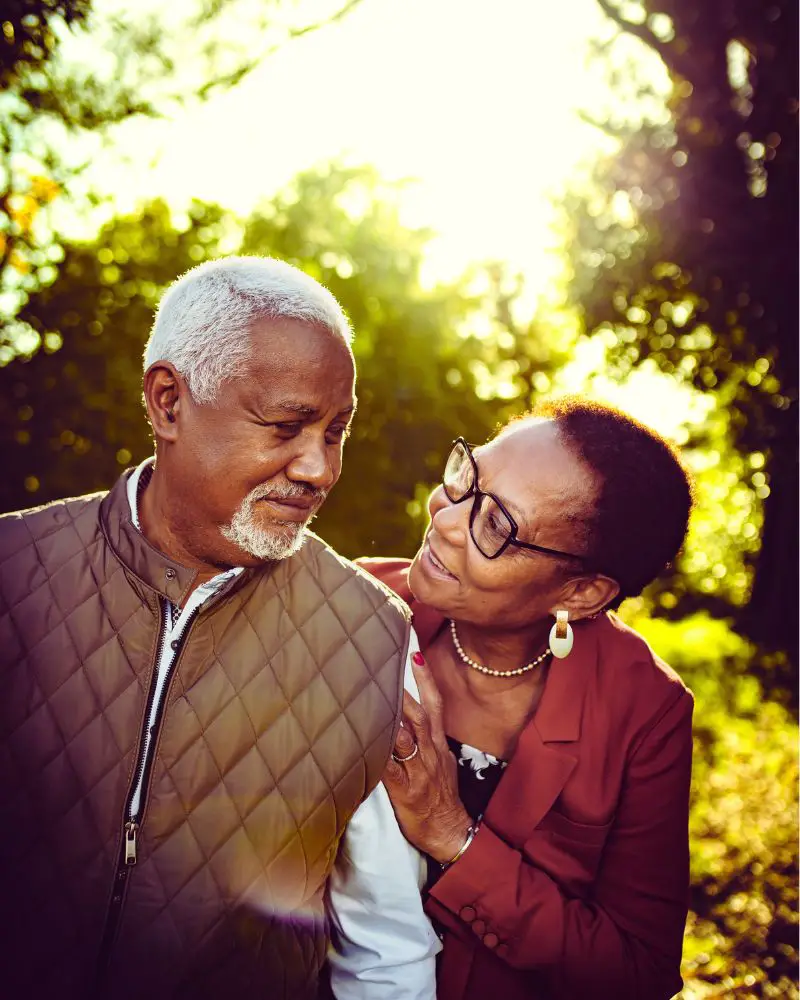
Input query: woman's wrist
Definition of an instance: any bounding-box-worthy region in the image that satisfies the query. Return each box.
[439,816,481,871]
[427,809,474,865]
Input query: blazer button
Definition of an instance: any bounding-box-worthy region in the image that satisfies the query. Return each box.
[483,932,499,949]
[472,919,486,936]
[460,906,477,923]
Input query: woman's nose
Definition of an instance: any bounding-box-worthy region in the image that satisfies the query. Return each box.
[428,485,469,545]
[428,484,449,517]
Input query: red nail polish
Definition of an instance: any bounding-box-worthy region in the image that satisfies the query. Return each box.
[412,651,425,666]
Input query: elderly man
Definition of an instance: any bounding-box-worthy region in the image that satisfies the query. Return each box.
[0,257,436,999]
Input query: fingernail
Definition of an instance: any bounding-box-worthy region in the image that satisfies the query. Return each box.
[412,651,425,666]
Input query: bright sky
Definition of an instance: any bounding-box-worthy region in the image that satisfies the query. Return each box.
[96,0,635,297]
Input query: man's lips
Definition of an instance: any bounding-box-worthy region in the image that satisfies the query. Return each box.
[258,496,318,521]
[259,496,316,510]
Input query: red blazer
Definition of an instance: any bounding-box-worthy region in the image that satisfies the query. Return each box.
[358,558,693,1000]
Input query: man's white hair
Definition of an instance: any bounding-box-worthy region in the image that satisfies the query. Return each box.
[143,255,353,403]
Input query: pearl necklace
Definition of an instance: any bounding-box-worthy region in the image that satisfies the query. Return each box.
[449,620,551,677]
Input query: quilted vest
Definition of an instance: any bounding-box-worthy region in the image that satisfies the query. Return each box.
[0,472,411,1000]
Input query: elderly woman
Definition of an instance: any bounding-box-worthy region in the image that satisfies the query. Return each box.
[328,396,695,1000]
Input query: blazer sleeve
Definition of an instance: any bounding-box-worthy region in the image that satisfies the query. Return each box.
[427,689,694,1000]
[354,557,414,604]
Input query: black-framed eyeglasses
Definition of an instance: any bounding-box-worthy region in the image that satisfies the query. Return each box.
[442,437,589,563]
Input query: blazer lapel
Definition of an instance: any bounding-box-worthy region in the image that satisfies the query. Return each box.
[485,618,599,838]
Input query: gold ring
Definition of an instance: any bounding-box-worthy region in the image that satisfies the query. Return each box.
[391,743,419,763]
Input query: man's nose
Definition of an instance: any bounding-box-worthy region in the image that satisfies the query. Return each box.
[285,437,337,492]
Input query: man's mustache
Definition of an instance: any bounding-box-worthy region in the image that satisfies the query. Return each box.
[248,482,328,505]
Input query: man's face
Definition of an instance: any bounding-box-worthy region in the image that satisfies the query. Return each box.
[165,317,356,568]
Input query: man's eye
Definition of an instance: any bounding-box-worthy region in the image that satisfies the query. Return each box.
[326,425,351,443]
[272,422,303,435]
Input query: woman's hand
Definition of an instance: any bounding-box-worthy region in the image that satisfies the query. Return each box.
[383,652,473,864]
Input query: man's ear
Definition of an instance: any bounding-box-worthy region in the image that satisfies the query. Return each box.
[143,362,185,443]
[552,572,620,620]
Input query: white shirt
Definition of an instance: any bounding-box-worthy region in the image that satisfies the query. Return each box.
[126,460,438,997]
[326,629,441,999]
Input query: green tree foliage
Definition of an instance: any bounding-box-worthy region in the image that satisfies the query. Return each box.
[0,1,89,88]
[626,611,799,998]
[0,164,557,557]
[0,199,229,505]
[567,0,798,659]
[0,0,364,329]
[571,6,799,986]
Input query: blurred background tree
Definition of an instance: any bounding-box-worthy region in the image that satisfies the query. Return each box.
[0,0,363,339]
[562,2,799,992]
[627,609,798,996]
[564,0,798,661]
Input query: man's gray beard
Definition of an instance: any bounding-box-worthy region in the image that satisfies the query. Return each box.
[220,483,326,562]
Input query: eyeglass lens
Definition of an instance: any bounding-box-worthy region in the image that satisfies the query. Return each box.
[471,493,514,558]
[443,441,473,502]
[443,442,515,558]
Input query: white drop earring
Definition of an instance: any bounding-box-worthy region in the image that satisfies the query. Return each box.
[549,610,574,660]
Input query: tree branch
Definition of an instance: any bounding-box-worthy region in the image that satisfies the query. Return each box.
[197,0,366,99]
[595,0,676,68]
[577,109,639,137]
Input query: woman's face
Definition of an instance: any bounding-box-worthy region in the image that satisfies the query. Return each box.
[408,418,600,628]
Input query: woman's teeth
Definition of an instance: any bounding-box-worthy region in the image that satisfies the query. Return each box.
[430,549,451,575]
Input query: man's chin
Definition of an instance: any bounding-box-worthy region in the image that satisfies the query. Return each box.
[220,521,308,564]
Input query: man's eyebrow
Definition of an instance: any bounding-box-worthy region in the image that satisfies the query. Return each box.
[268,402,319,418]
[267,401,358,419]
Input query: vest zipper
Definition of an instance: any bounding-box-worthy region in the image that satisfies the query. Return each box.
[124,819,139,864]
[94,597,199,983]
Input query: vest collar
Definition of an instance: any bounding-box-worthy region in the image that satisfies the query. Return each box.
[99,468,255,607]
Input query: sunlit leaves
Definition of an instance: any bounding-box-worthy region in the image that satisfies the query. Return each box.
[579,0,798,991]
[0,197,230,507]
[627,612,799,998]
[0,0,367,345]
[0,2,91,92]
[569,0,798,658]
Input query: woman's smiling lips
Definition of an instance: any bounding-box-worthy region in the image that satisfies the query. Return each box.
[422,539,458,581]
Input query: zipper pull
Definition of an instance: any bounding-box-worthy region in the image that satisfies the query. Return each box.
[124,822,139,866]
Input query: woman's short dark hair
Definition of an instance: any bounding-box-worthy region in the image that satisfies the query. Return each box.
[525,396,695,605]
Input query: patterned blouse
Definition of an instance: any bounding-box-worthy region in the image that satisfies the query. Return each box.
[426,735,508,888]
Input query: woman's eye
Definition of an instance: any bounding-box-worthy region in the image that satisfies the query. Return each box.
[487,513,506,537]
